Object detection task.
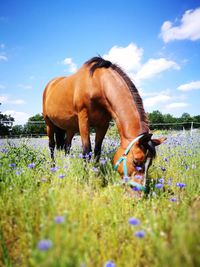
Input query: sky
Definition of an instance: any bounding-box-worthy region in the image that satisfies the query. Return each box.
[0,0,200,125]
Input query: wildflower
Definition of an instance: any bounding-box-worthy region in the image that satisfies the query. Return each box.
[50,166,59,172]
[128,217,140,226]
[135,175,142,180]
[9,163,16,167]
[54,216,65,224]
[100,158,106,165]
[37,239,52,251]
[158,178,164,183]
[160,167,166,172]
[28,163,35,169]
[104,261,116,267]
[92,167,98,172]
[134,230,145,238]
[135,166,142,171]
[58,174,65,179]
[123,176,129,183]
[170,197,177,202]
[176,182,186,188]
[155,183,163,189]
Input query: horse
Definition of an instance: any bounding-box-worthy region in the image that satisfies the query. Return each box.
[43,56,166,192]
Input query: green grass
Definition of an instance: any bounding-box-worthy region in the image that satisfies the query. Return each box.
[0,132,200,267]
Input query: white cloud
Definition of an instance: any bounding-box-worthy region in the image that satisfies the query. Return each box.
[144,94,171,107]
[103,43,143,72]
[0,55,8,61]
[4,110,30,125]
[0,95,8,103]
[160,7,200,42]
[177,80,200,91]
[166,102,189,109]
[62,57,77,73]
[135,58,180,81]
[102,43,180,84]
[0,95,25,105]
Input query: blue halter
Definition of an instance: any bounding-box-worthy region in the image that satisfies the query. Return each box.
[114,134,146,191]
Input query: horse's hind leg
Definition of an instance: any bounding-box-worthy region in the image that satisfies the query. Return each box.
[46,124,55,161]
[55,127,65,150]
[94,123,109,161]
[65,130,75,155]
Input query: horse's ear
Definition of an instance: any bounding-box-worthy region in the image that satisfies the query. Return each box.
[151,137,167,146]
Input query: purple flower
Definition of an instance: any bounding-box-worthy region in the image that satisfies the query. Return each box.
[135,175,142,180]
[134,230,145,238]
[160,167,166,172]
[92,167,98,172]
[135,166,142,171]
[28,163,35,169]
[128,218,140,226]
[158,178,164,183]
[37,239,52,251]
[54,216,65,224]
[58,174,65,179]
[9,163,16,167]
[123,176,129,183]
[100,159,106,165]
[155,183,163,189]
[104,261,116,267]
[170,197,177,202]
[50,166,59,172]
[176,182,186,188]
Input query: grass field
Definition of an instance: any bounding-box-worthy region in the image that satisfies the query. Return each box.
[0,130,200,267]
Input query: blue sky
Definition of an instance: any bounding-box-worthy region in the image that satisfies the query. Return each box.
[0,0,200,124]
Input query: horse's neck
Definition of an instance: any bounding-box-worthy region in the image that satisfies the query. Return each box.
[101,70,144,145]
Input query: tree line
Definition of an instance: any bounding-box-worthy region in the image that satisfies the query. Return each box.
[1,104,200,136]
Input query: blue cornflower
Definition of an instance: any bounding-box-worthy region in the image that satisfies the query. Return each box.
[37,239,52,251]
[50,166,59,172]
[128,217,140,226]
[9,163,16,167]
[104,261,116,267]
[134,230,145,238]
[160,167,166,172]
[176,182,186,188]
[58,174,66,179]
[28,163,35,169]
[54,216,65,224]
[135,166,142,171]
[135,174,142,180]
[100,159,106,165]
[155,183,163,189]
[92,167,98,172]
[170,197,177,202]
[158,178,164,183]
[123,176,129,183]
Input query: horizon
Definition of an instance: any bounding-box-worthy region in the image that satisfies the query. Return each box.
[0,0,200,125]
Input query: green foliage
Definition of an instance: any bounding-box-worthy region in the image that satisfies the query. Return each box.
[0,133,200,267]
[23,114,46,135]
[0,103,15,136]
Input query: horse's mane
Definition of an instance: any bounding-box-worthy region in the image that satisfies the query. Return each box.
[85,56,149,131]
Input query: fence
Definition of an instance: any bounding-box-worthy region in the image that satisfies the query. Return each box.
[1,120,200,138]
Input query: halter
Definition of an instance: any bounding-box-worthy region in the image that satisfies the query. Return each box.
[114,134,146,191]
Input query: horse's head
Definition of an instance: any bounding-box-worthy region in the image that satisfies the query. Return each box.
[113,133,166,194]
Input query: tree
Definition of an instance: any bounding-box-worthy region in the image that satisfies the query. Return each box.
[11,125,24,135]
[24,114,46,135]
[0,103,15,136]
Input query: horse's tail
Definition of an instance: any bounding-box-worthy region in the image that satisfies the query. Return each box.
[55,126,65,150]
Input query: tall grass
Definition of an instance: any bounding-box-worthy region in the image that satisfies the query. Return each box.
[0,131,200,267]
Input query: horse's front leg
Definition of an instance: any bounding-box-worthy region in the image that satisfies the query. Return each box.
[94,123,109,161]
[78,109,92,159]
[64,130,75,155]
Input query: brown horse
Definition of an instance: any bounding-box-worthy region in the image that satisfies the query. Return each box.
[43,57,165,191]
